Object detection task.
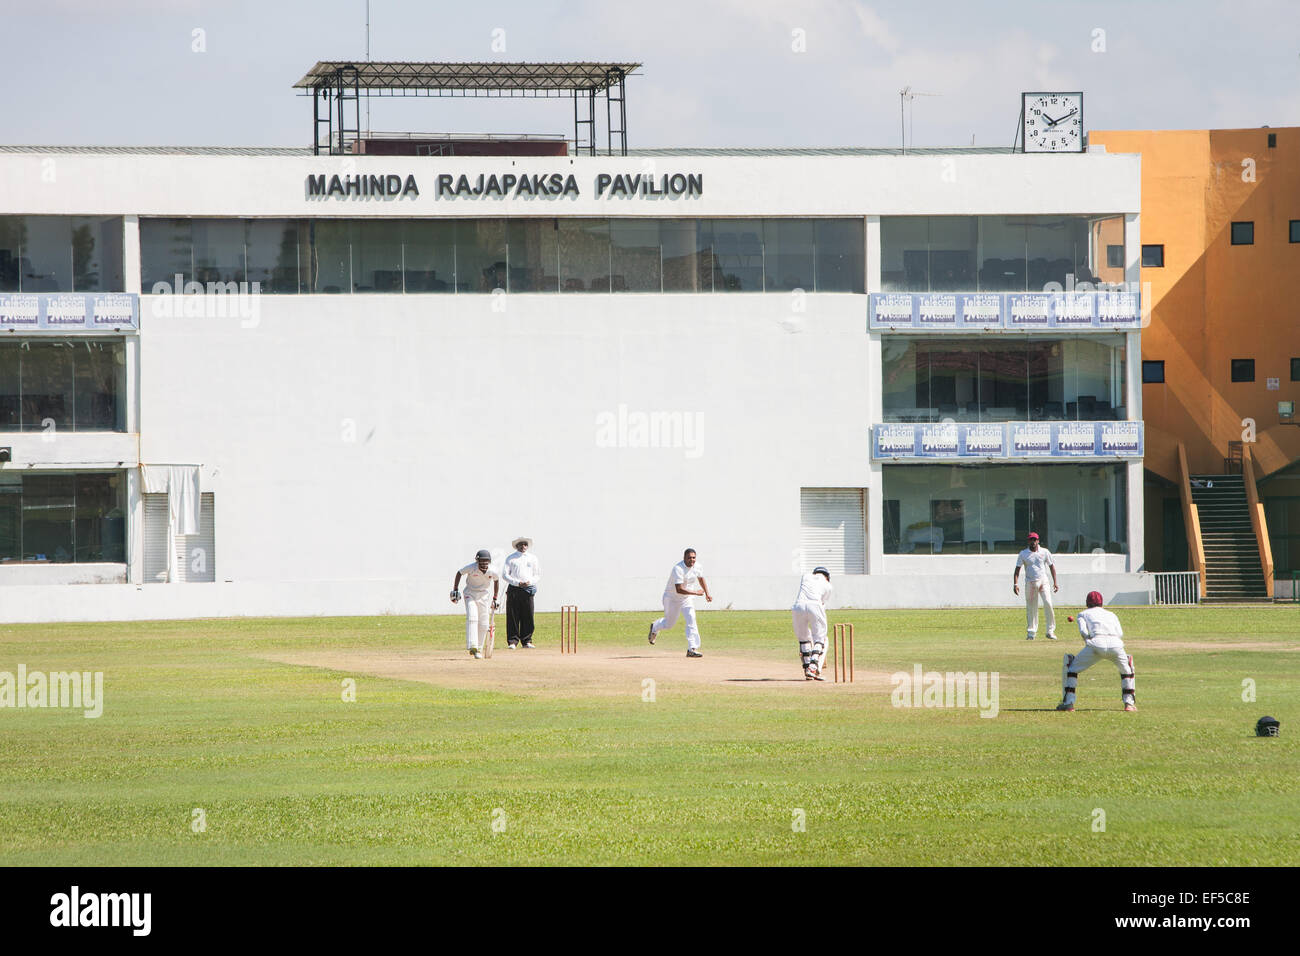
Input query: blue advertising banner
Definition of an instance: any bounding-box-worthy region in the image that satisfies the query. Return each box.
[0,293,139,331]
[873,421,1144,461]
[868,291,1141,331]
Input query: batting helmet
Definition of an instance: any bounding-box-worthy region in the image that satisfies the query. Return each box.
[475,549,491,561]
[1086,590,1103,608]
[813,566,831,580]
[1256,715,1280,737]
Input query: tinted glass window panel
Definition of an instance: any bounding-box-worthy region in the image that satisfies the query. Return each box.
[928,217,977,291]
[21,341,74,432]
[307,220,351,293]
[814,219,864,292]
[20,216,72,292]
[0,217,20,292]
[0,476,19,561]
[69,217,123,292]
[1230,221,1254,245]
[510,219,560,293]
[401,220,456,292]
[1141,244,1164,267]
[1231,359,1255,382]
[1291,220,1300,243]
[245,219,301,294]
[979,216,1026,291]
[140,218,193,291]
[763,219,814,292]
[661,220,710,292]
[74,340,122,431]
[880,217,928,292]
[1025,217,1086,290]
[0,342,18,429]
[22,474,75,562]
[557,219,609,293]
[455,220,506,293]
[609,220,661,292]
[1291,357,1300,382]
[880,338,920,421]
[74,473,125,563]
[351,220,403,292]
[710,219,763,291]
[192,219,245,287]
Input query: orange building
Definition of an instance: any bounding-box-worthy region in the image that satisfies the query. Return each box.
[1090,128,1300,596]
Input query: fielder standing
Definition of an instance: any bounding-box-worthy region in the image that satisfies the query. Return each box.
[1013,532,1058,640]
[450,549,500,659]
[1057,590,1136,711]
[791,566,833,681]
[648,548,711,658]
[502,536,540,649]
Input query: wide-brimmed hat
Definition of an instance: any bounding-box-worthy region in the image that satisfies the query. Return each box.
[513,537,533,549]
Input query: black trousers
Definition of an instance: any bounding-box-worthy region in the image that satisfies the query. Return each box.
[506,585,535,644]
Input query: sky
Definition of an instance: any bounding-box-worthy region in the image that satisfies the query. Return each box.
[7,0,1300,149]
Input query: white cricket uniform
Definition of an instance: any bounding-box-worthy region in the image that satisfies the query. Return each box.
[458,563,500,650]
[1015,546,1057,638]
[1061,605,1135,707]
[791,573,832,672]
[650,560,706,650]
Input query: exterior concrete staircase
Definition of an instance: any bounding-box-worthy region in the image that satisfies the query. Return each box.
[1189,475,1270,602]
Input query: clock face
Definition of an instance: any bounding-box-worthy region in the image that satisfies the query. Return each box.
[1022,92,1084,153]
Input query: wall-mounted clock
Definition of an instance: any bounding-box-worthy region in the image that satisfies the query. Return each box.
[1022,92,1084,153]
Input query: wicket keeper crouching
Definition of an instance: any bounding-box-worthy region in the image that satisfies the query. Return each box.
[1058,590,1136,712]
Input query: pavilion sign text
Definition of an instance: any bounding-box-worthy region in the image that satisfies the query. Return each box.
[305,171,704,200]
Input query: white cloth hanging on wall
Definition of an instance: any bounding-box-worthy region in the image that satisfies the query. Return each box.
[139,464,201,582]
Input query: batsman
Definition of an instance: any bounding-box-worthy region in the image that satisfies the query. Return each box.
[450,549,500,659]
[1057,590,1136,712]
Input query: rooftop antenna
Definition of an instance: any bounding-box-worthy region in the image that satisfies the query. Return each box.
[899,86,940,154]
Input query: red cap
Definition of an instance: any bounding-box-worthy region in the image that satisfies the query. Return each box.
[1027,532,1039,540]
[1086,591,1103,608]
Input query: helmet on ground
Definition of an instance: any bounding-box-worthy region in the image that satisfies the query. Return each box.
[1256,716,1280,737]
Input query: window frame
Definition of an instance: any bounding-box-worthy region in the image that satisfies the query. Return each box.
[1231,359,1255,383]
[1142,360,1165,384]
[1140,244,1164,267]
[1230,221,1254,246]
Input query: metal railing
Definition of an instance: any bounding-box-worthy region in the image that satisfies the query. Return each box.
[1151,571,1201,606]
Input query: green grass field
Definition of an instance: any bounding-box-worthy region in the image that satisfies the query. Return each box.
[1,607,1296,866]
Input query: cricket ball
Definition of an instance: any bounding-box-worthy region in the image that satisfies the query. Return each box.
[1067,616,1073,622]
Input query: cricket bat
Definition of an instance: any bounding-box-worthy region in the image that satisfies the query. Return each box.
[484,606,496,658]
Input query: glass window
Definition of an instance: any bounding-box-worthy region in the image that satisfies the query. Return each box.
[74,473,126,563]
[0,217,20,292]
[401,220,456,292]
[140,218,194,291]
[979,217,1026,291]
[1231,221,1254,245]
[21,341,75,432]
[883,463,1128,555]
[660,219,710,292]
[1231,359,1255,382]
[880,217,928,292]
[0,343,17,428]
[1143,360,1165,384]
[763,219,814,292]
[1025,217,1082,290]
[510,219,560,293]
[814,219,863,292]
[609,220,661,292]
[1291,221,1300,243]
[1292,358,1300,382]
[928,217,977,291]
[1106,244,1124,268]
[21,474,75,562]
[306,220,351,293]
[351,220,403,292]
[245,220,302,294]
[709,219,763,291]
[880,338,921,421]
[556,219,607,293]
[20,217,73,292]
[191,219,245,287]
[71,217,123,292]
[1141,244,1164,267]
[0,475,18,562]
[455,220,506,293]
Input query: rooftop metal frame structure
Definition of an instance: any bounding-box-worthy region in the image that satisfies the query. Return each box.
[294,61,640,157]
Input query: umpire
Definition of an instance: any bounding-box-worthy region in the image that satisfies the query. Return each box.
[503,536,541,649]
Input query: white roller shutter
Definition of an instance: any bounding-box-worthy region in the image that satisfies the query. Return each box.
[174,493,216,583]
[800,488,866,574]
[143,493,169,583]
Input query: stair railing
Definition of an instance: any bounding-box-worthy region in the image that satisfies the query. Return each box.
[1241,445,1275,599]
[1177,442,1208,599]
